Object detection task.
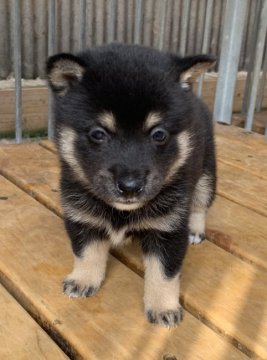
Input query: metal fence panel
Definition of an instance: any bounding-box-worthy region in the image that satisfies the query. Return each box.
[5,0,267,142]
[0,0,261,80]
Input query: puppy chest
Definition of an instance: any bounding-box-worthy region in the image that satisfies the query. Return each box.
[109,227,129,246]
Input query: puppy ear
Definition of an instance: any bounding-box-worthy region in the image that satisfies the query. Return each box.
[46,53,86,95]
[174,55,216,90]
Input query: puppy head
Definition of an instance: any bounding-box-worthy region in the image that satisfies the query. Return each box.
[47,45,215,211]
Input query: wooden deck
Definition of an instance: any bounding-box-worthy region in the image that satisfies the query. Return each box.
[0,124,266,360]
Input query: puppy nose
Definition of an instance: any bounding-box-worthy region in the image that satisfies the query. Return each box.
[117,177,144,196]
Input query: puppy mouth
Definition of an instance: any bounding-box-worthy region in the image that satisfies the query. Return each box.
[112,200,144,211]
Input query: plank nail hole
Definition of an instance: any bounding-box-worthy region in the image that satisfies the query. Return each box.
[0,196,8,200]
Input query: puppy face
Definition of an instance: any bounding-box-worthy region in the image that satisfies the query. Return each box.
[47,45,215,211]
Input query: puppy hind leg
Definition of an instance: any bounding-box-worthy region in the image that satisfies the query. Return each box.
[189,209,206,245]
[189,173,215,245]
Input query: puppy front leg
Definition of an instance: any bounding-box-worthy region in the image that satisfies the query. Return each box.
[142,229,188,327]
[63,218,110,298]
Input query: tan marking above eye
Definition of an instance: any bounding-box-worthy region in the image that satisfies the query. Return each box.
[143,112,162,131]
[98,112,116,132]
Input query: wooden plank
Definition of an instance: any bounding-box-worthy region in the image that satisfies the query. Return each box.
[116,240,267,359]
[0,145,266,357]
[207,196,267,271]
[0,176,247,360]
[217,161,267,217]
[0,87,48,133]
[215,123,267,148]
[231,112,267,135]
[0,144,61,214]
[0,284,68,360]
[1,73,266,134]
[216,134,267,180]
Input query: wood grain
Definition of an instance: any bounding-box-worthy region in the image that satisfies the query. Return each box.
[0,176,247,360]
[115,239,267,359]
[0,144,266,357]
[215,124,267,148]
[216,132,267,180]
[0,284,68,359]
[217,161,267,217]
[0,87,48,133]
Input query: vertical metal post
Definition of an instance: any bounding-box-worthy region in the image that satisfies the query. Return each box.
[179,0,190,56]
[213,0,248,124]
[13,0,22,143]
[134,0,142,44]
[107,0,116,43]
[245,0,267,130]
[256,44,267,112]
[158,0,167,51]
[48,0,56,139]
[80,0,86,50]
[242,0,262,113]
[197,0,214,97]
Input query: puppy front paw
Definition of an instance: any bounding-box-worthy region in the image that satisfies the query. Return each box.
[189,232,205,245]
[63,278,100,298]
[146,307,184,327]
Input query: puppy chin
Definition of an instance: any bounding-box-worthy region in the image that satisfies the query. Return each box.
[111,201,144,211]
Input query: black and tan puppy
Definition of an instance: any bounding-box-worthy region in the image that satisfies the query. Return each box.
[46,43,216,327]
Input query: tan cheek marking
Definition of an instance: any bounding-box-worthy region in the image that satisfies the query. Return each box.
[99,112,116,132]
[65,241,110,289]
[59,126,88,184]
[165,130,192,183]
[143,112,162,131]
[144,256,180,312]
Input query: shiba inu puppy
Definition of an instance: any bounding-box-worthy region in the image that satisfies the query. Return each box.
[46,43,216,327]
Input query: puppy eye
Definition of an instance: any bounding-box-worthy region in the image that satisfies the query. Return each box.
[89,127,108,143]
[150,127,169,145]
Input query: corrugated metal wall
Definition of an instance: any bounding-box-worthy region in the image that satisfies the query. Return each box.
[0,0,260,80]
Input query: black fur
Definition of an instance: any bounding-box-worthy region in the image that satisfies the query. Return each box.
[47,43,216,326]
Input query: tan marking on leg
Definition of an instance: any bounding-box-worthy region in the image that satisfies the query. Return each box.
[143,112,162,131]
[192,174,213,208]
[64,241,110,298]
[189,174,212,244]
[59,126,88,184]
[98,112,116,132]
[189,210,206,235]
[144,256,182,327]
[189,210,206,244]
[165,130,192,183]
